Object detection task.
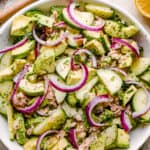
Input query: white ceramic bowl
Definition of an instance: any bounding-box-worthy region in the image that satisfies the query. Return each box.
[0,0,150,150]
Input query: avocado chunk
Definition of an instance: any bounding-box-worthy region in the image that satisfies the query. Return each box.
[97,69,123,95]
[14,112,26,145]
[140,71,150,84]
[12,41,35,59]
[19,79,44,96]
[84,39,105,56]
[104,20,138,38]
[75,77,98,104]
[116,128,130,148]
[0,59,26,82]
[85,4,114,19]
[0,96,7,116]
[11,15,34,36]
[33,108,67,135]
[40,40,67,57]
[131,58,150,75]
[34,50,55,75]
[24,138,37,150]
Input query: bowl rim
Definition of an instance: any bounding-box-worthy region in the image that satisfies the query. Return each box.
[0,0,150,150]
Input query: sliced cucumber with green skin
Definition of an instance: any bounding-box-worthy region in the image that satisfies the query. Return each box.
[116,128,130,148]
[82,30,101,39]
[75,77,98,104]
[132,88,150,122]
[123,85,137,106]
[97,69,122,95]
[90,135,105,150]
[55,57,71,80]
[100,34,111,52]
[140,71,150,84]
[102,125,117,149]
[0,52,12,71]
[62,8,94,29]
[85,4,114,19]
[131,58,150,76]
[12,41,35,59]
[33,108,67,135]
[19,79,44,96]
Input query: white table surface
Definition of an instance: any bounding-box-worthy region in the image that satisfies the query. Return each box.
[0,0,150,150]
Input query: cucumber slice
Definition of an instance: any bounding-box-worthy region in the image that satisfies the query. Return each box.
[123,85,137,106]
[90,136,105,150]
[116,128,130,148]
[56,57,71,80]
[62,8,94,29]
[0,52,12,71]
[75,77,98,104]
[132,88,150,122]
[102,125,117,149]
[82,30,101,39]
[85,4,114,18]
[131,58,150,76]
[19,79,44,96]
[140,71,150,84]
[97,69,122,95]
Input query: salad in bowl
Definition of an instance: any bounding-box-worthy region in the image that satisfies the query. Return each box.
[0,1,150,150]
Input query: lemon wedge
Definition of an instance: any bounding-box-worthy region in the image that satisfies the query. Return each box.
[135,0,150,18]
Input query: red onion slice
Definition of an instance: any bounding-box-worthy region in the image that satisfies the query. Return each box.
[86,95,110,127]
[73,34,83,40]
[17,96,43,114]
[33,27,68,46]
[121,110,133,132]
[73,49,97,68]
[67,2,105,31]
[35,42,40,58]
[49,64,88,92]
[110,67,128,77]
[111,42,122,50]
[54,21,66,28]
[36,130,58,150]
[0,38,28,54]
[125,80,150,118]
[10,64,29,102]
[112,38,140,57]
[68,128,79,149]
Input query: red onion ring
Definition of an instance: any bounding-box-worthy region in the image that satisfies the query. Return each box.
[86,95,110,127]
[112,38,140,57]
[49,64,88,92]
[17,96,43,114]
[110,67,128,77]
[10,64,29,102]
[68,128,79,149]
[121,110,133,132]
[67,2,105,31]
[32,27,68,46]
[36,130,58,150]
[73,49,97,68]
[0,38,28,54]
[35,42,40,58]
[125,80,150,118]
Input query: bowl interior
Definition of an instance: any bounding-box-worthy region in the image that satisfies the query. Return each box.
[0,0,150,150]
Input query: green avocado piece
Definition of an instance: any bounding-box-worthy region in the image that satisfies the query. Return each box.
[12,41,35,59]
[104,20,138,38]
[33,50,55,75]
[0,59,26,82]
[84,39,105,56]
[33,108,67,135]
[24,138,37,150]
[19,79,44,96]
[11,15,34,36]
[116,128,130,148]
[85,4,114,19]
